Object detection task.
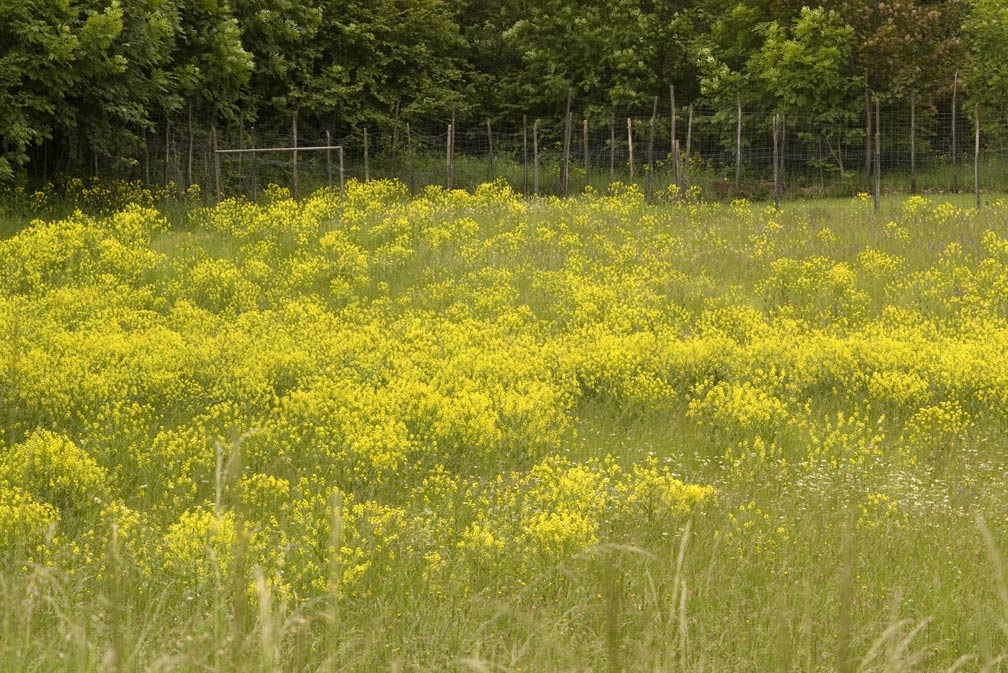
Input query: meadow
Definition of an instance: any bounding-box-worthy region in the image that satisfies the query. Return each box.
[3,180,1008,672]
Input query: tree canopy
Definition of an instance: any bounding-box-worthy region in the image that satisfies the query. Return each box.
[0,0,996,183]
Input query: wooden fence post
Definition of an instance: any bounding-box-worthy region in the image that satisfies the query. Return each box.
[627,118,634,182]
[212,124,221,201]
[952,70,959,193]
[338,145,345,199]
[562,89,572,196]
[522,115,529,196]
[163,120,170,187]
[487,119,494,181]
[533,119,540,196]
[406,123,414,194]
[817,138,824,190]
[874,98,881,212]
[143,127,150,185]
[865,84,872,195]
[673,139,681,194]
[670,84,679,187]
[583,118,590,190]
[292,109,299,199]
[686,105,693,159]
[325,130,333,188]
[778,114,786,192]
[446,122,452,189]
[609,113,615,186]
[187,101,194,188]
[363,127,370,182]
[670,84,677,151]
[202,129,210,194]
[975,104,981,209]
[910,91,917,194]
[237,110,245,177]
[735,94,742,193]
[392,102,400,179]
[648,96,657,200]
[773,113,780,211]
[251,127,257,202]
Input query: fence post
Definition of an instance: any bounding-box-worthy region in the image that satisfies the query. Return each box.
[237,110,245,178]
[143,127,150,185]
[817,138,824,190]
[187,101,194,188]
[910,91,917,194]
[609,113,615,186]
[325,130,333,188]
[670,84,677,151]
[251,127,257,202]
[292,110,298,198]
[952,70,959,193]
[533,119,539,196]
[202,128,210,195]
[778,114,786,197]
[392,103,400,179]
[773,113,780,211]
[874,98,881,213]
[407,122,415,194]
[686,105,693,159]
[865,85,872,195]
[338,145,345,200]
[446,122,452,189]
[562,89,572,196]
[292,109,299,200]
[522,115,529,196]
[673,139,681,195]
[627,118,634,182]
[163,120,170,187]
[670,84,679,187]
[735,94,742,193]
[363,127,370,182]
[583,118,590,190]
[648,96,657,200]
[212,124,221,201]
[975,104,981,209]
[487,118,494,182]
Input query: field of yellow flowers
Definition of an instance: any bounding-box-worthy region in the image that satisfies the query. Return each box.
[3,181,1008,671]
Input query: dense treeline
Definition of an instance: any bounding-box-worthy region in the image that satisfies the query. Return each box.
[1,0,1005,184]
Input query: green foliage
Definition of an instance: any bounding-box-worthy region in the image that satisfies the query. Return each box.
[962,0,1008,115]
[0,0,79,178]
[306,0,468,126]
[748,7,860,172]
[0,0,992,184]
[164,0,253,119]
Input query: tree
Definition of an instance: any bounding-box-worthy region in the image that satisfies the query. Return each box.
[749,6,861,172]
[0,0,79,181]
[839,0,961,104]
[962,0,1008,120]
[163,0,253,123]
[299,0,467,129]
[231,0,323,118]
[500,0,659,115]
[62,0,178,172]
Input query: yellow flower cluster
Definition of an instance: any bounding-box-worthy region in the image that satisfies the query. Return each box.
[3,178,1008,638]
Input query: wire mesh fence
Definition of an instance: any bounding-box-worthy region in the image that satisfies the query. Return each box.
[126,97,1008,203]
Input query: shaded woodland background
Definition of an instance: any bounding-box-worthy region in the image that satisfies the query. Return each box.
[2,0,1006,189]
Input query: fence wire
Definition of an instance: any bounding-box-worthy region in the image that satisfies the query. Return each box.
[125,102,1008,201]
